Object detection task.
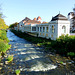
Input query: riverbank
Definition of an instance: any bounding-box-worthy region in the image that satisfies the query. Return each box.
[0,30,11,74]
[0,30,11,58]
[11,30,75,57]
[10,29,75,74]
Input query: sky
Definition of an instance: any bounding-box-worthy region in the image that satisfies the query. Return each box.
[0,0,75,26]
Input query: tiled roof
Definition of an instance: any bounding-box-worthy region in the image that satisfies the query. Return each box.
[51,14,68,21]
[24,20,41,25]
[22,17,31,21]
[42,21,48,24]
[33,18,37,21]
[37,16,42,20]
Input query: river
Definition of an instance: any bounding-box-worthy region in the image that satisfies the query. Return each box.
[6,30,57,75]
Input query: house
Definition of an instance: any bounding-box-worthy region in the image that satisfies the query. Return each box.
[17,14,70,40]
[23,19,41,33]
[49,13,70,40]
[17,17,31,32]
[68,6,75,32]
[68,12,74,32]
[17,16,41,33]
[37,14,70,40]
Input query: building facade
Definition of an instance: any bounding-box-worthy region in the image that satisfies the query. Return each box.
[37,14,70,40]
[17,14,70,40]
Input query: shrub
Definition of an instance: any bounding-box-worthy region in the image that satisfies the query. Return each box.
[15,69,20,75]
[0,58,1,62]
[11,30,75,57]
[52,35,75,56]
[0,39,7,53]
[67,52,75,57]
[0,30,9,43]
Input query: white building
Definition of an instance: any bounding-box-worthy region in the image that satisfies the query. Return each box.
[68,6,75,32]
[68,12,74,32]
[17,14,70,40]
[37,23,49,38]
[17,17,41,33]
[37,14,70,40]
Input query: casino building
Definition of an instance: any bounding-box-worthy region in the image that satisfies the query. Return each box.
[17,14,70,40]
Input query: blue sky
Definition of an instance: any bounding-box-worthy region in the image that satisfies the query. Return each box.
[0,0,75,25]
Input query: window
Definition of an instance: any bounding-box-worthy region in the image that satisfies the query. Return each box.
[43,27,45,32]
[62,26,66,33]
[32,27,36,31]
[38,27,39,31]
[52,25,54,33]
[40,27,42,32]
[46,27,48,32]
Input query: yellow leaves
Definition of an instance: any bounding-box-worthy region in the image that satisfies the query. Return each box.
[0,18,7,29]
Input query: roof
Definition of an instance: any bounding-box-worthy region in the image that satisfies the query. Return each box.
[33,18,37,21]
[22,17,31,21]
[42,21,48,24]
[68,12,74,16]
[24,20,41,24]
[37,16,42,20]
[51,14,68,21]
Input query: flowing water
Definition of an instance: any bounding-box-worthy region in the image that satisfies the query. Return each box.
[6,30,57,75]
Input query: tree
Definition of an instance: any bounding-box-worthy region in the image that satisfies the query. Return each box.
[0,5,8,29]
[9,22,18,28]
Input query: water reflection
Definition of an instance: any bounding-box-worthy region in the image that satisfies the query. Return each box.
[7,30,57,74]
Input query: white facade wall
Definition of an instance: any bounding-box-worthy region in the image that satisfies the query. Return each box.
[37,24,50,39]
[57,20,70,38]
[68,13,74,31]
[17,14,70,40]
[24,24,37,33]
[37,20,70,40]
[24,25,31,32]
[18,21,25,32]
[49,21,58,40]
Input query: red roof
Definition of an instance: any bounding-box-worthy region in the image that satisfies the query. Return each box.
[24,20,41,25]
[33,18,37,21]
[37,16,42,20]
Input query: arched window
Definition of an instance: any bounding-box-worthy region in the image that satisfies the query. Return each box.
[52,25,54,33]
[62,26,66,33]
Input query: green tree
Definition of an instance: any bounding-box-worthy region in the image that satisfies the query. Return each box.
[0,5,8,29]
[9,22,18,28]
